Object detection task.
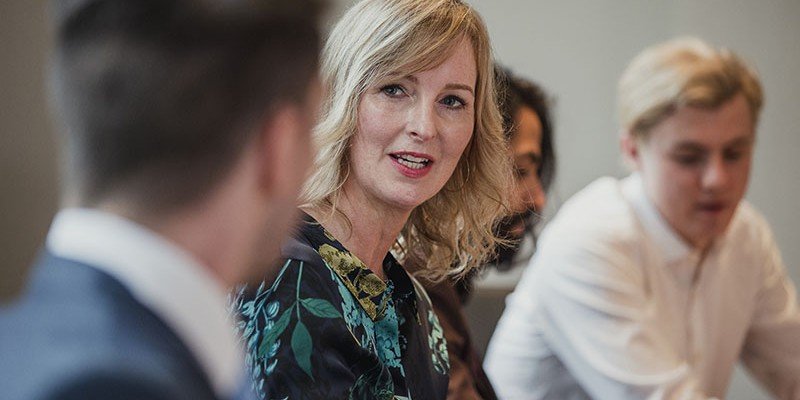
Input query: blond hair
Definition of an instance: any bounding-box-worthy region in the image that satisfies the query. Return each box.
[618,37,763,137]
[301,0,512,281]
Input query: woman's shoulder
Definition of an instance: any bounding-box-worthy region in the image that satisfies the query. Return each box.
[232,255,388,399]
[231,222,348,324]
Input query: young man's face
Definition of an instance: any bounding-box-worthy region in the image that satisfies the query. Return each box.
[629,94,755,250]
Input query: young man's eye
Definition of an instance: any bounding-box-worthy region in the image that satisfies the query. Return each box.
[441,95,466,109]
[724,150,745,162]
[672,154,703,166]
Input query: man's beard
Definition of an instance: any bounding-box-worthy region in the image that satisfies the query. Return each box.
[454,209,541,303]
[490,208,538,269]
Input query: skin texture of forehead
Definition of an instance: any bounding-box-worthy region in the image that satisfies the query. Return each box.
[511,106,543,159]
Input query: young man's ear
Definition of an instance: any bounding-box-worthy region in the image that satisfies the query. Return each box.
[619,129,641,170]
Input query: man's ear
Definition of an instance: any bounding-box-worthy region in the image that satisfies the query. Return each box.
[620,129,641,170]
[254,104,310,196]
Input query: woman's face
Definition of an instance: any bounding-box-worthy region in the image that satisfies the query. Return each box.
[346,37,476,213]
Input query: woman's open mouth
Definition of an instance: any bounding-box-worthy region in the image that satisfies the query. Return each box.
[390,152,434,177]
[391,154,430,169]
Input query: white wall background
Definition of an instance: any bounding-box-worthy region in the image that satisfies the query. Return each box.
[2,1,798,398]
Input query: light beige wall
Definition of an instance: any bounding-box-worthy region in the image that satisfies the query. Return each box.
[1,1,58,302]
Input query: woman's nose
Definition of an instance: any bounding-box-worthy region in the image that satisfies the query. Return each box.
[407,103,437,141]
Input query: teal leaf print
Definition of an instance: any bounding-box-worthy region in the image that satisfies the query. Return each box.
[265,301,280,319]
[292,320,314,379]
[427,309,449,374]
[258,305,293,358]
[301,298,342,319]
[348,363,394,400]
[428,310,450,375]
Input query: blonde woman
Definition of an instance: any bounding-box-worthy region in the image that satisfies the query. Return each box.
[231,0,512,399]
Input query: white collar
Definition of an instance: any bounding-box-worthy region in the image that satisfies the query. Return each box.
[46,208,243,397]
[622,174,698,265]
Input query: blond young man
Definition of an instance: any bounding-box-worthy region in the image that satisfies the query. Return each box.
[485,37,800,400]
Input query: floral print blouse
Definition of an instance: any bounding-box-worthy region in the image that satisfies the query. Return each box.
[231,214,450,400]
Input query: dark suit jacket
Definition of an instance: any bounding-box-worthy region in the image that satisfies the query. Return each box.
[0,252,221,400]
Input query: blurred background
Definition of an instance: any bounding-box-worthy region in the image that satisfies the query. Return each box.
[1,1,56,304]
[2,1,798,399]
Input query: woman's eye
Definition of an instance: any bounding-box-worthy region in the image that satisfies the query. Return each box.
[441,95,466,109]
[380,84,405,97]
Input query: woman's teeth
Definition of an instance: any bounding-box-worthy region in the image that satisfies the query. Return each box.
[395,154,430,169]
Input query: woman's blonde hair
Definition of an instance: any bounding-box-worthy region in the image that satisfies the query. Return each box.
[301,0,512,281]
[618,37,763,138]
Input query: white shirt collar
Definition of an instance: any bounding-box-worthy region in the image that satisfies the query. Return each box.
[46,208,243,397]
[622,173,697,265]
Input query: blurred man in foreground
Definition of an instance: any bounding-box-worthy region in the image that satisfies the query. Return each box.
[0,0,322,399]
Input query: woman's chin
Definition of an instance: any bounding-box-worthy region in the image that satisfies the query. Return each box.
[381,185,441,211]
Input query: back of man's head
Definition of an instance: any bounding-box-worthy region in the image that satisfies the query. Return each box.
[50,0,322,214]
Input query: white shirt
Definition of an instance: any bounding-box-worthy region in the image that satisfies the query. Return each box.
[46,208,244,398]
[484,174,800,400]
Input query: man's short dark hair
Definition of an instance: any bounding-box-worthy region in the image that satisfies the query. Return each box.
[51,0,323,213]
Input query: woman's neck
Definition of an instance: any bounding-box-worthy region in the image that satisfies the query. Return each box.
[306,190,410,280]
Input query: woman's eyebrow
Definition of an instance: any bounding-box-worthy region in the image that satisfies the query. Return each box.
[404,75,474,94]
[445,83,474,94]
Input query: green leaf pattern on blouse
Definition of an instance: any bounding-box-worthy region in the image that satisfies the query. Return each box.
[231,218,450,399]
